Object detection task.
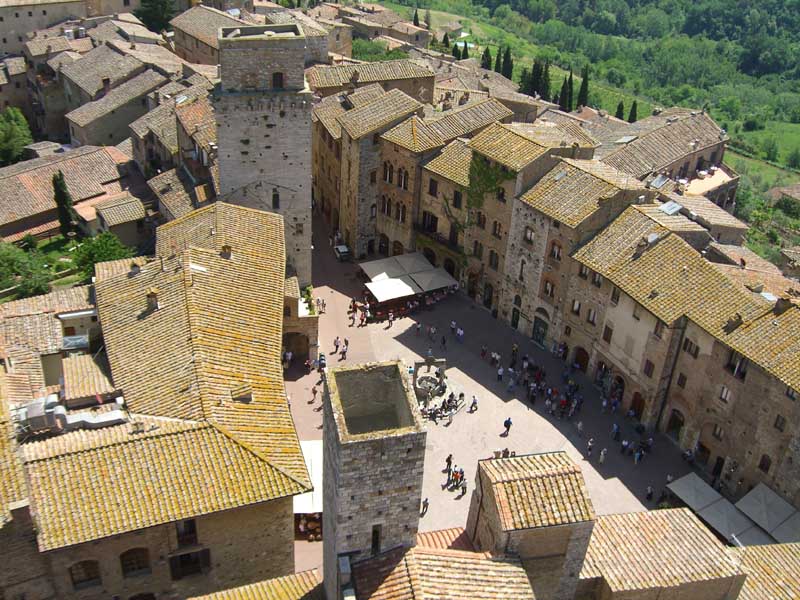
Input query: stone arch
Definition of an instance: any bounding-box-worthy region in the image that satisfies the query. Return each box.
[443,257,456,276]
[573,347,589,372]
[283,332,309,361]
[378,234,389,255]
[120,548,151,578]
[392,241,404,256]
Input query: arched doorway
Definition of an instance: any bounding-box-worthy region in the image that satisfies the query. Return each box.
[443,258,456,276]
[532,317,548,347]
[282,332,310,361]
[483,283,493,309]
[511,308,520,329]
[574,347,589,372]
[631,392,645,419]
[422,247,437,266]
[666,408,685,440]
[610,375,625,403]
[378,234,389,255]
[367,239,375,254]
[392,241,404,256]
[467,272,479,298]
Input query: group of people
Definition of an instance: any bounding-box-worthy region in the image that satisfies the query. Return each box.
[444,454,467,496]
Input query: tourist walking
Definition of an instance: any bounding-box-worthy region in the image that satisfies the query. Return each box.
[387,311,394,327]
[576,421,584,437]
[497,366,504,381]
[586,438,594,456]
[502,417,513,436]
[333,336,340,353]
[445,454,453,475]
[470,395,478,413]
[646,486,654,501]
[440,335,447,351]
[416,323,422,336]
[599,448,607,464]
[450,320,457,335]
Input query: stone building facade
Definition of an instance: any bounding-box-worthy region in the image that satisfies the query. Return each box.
[0,0,85,56]
[322,362,426,600]
[214,24,313,285]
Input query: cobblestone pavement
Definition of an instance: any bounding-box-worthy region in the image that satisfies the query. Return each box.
[287,214,692,573]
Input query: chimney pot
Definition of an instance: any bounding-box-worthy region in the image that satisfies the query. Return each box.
[221,244,232,259]
[146,287,159,311]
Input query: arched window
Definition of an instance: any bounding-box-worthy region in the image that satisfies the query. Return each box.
[550,241,562,260]
[395,203,401,220]
[402,170,409,190]
[397,168,404,188]
[283,305,291,317]
[383,162,388,182]
[514,294,522,307]
[759,454,772,473]
[370,203,377,218]
[519,259,525,281]
[386,199,392,216]
[388,165,394,184]
[272,189,280,210]
[477,212,486,229]
[272,72,285,89]
[120,548,151,578]
[70,560,101,590]
[400,204,406,223]
[492,221,502,238]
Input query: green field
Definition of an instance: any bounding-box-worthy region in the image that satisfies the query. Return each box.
[736,120,800,166]
[727,151,800,192]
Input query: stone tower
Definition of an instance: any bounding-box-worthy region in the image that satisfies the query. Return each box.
[213,25,312,286]
[322,361,426,600]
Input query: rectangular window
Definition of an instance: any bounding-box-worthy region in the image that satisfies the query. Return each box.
[602,325,613,343]
[489,250,499,270]
[370,170,376,184]
[654,320,665,339]
[371,525,382,555]
[643,359,654,377]
[428,178,438,196]
[453,190,462,208]
[578,265,589,279]
[169,549,211,580]
[176,519,198,547]
[544,280,554,298]
[552,219,560,229]
[592,272,603,287]
[472,241,483,259]
[564,325,571,337]
[587,308,597,325]
[632,304,641,320]
[524,226,534,244]
[683,339,699,359]
[677,373,687,388]
[550,243,561,260]
[719,385,731,403]
[758,455,771,473]
[497,188,505,202]
[788,387,798,401]
[610,286,620,305]
[712,424,724,441]
[775,415,786,432]
[571,299,581,315]
[725,350,748,380]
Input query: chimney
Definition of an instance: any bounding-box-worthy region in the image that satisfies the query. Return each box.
[740,258,746,269]
[571,141,580,158]
[101,77,111,95]
[220,244,232,259]
[129,262,141,276]
[146,287,160,311]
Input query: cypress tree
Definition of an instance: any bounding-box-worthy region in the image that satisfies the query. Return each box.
[520,68,531,95]
[452,43,461,60]
[502,47,513,79]
[53,170,76,237]
[567,67,574,111]
[494,48,502,73]
[481,47,492,70]
[442,32,450,47]
[424,9,431,29]
[541,61,550,101]
[577,65,589,108]
[615,100,625,120]
[558,76,569,112]
[462,42,469,59]
[413,8,419,27]
[530,60,543,96]
[628,100,638,123]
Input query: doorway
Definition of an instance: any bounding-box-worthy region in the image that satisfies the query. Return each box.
[574,347,589,372]
[631,392,645,419]
[483,283,493,309]
[532,317,548,347]
[511,308,520,329]
[666,409,685,440]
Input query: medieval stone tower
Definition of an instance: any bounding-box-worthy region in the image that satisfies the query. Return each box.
[214,24,312,286]
[322,362,426,600]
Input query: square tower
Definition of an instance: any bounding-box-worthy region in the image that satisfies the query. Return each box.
[322,361,426,600]
[213,25,313,285]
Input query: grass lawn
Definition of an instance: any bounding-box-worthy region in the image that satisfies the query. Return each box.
[736,120,800,166]
[726,150,800,193]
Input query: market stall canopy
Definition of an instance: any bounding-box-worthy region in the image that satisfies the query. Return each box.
[394,251,435,274]
[698,499,763,543]
[294,440,323,514]
[360,256,407,281]
[667,472,722,511]
[736,483,800,542]
[366,275,423,303]
[410,267,458,293]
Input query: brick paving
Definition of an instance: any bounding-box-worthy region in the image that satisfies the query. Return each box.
[287,214,692,574]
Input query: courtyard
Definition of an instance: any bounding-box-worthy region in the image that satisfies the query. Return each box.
[289,214,691,573]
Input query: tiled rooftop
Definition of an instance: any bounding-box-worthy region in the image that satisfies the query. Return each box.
[337,89,421,139]
[580,508,742,592]
[66,69,167,127]
[187,569,323,599]
[170,5,246,49]
[60,44,144,97]
[96,193,146,227]
[61,351,117,404]
[424,138,472,188]
[307,59,434,89]
[733,543,800,600]
[480,452,595,530]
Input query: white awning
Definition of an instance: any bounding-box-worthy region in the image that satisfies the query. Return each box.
[667,472,723,511]
[410,267,458,293]
[394,251,434,274]
[294,440,323,514]
[366,276,422,303]
[359,256,406,281]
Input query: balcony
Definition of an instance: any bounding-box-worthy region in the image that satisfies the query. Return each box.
[413,223,462,253]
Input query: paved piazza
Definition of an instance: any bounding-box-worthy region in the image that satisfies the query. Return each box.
[289,215,691,573]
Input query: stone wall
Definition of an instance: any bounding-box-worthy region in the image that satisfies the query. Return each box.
[327,23,352,58]
[376,143,421,254]
[0,1,86,56]
[173,29,219,65]
[311,119,341,228]
[47,498,294,600]
[0,503,54,600]
[68,91,157,147]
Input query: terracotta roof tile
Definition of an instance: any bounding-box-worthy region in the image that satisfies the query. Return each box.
[312,95,346,140]
[187,569,323,599]
[416,527,474,551]
[668,193,749,231]
[96,193,146,226]
[94,256,149,282]
[468,122,547,171]
[480,452,595,530]
[60,44,144,97]
[307,59,434,90]
[733,543,800,600]
[176,94,216,151]
[424,138,471,188]
[580,509,742,591]
[337,89,421,139]
[169,5,245,49]
[61,351,117,404]
[148,167,199,219]
[0,374,27,526]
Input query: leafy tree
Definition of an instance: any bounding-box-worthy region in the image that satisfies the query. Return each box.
[761,137,779,162]
[52,171,77,238]
[424,9,431,29]
[577,65,589,107]
[462,42,469,59]
[352,39,408,62]
[452,43,462,60]
[567,67,574,111]
[787,147,800,170]
[20,234,37,252]
[442,31,450,47]
[412,8,419,27]
[615,100,625,119]
[494,48,502,73]
[0,242,50,297]
[134,0,174,33]
[74,233,132,281]
[481,47,492,70]
[558,76,569,112]
[501,47,513,79]
[541,61,550,101]
[628,100,638,123]
[0,107,33,166]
